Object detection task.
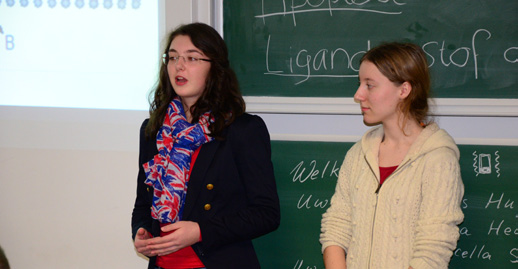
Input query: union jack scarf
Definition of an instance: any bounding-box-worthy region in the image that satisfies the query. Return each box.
[143,97,213,223]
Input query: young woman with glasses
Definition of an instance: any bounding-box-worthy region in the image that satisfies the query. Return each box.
[131,23,280,269]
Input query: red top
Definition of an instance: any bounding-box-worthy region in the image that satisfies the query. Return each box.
[156,147,205,269]
[379,165,398,185]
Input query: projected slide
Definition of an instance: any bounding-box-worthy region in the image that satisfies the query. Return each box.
[0,0,159,110]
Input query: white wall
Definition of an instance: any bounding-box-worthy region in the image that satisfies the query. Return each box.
[0,1,516,269]
[0,106,147,268]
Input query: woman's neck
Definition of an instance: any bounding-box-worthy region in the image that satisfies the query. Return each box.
[383,120,422,145]
[378,117,424,167]
[181,100,194,123]
[382,113,423,144]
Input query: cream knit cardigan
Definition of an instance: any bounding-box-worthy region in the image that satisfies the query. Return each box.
[320,123,464,269]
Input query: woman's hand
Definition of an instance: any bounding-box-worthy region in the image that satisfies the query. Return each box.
[146,221,201,256]
[134,228,155,257]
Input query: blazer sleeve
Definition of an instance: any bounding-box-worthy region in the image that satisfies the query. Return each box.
[131,119,154,240]
[197,114,281,250]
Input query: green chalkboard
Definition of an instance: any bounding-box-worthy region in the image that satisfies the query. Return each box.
[223,0,518,98]
[253,141,518,268]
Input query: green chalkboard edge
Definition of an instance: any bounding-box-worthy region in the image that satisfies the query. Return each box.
[244,97,518,117]
[214,3,518,117]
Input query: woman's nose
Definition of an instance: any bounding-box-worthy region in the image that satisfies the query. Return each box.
[353,87,363,103]
[175,57,186,70]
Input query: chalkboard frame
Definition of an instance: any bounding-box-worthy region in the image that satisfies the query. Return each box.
[244,97,518,117]
[214,1,518,117]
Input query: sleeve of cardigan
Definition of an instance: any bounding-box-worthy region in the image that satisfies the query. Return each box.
[409,147,464,269]
[319,143,359,254]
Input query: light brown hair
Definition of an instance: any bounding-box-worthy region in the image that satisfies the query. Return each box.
[361,42,431,129]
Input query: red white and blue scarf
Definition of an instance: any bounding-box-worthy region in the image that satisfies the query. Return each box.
[143,97,213,223]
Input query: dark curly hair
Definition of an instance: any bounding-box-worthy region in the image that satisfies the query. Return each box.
[145,23,245,140]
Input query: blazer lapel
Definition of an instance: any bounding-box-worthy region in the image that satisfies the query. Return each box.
[182,139,220,219]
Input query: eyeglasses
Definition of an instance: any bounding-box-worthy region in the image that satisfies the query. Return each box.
[162,54,212,66]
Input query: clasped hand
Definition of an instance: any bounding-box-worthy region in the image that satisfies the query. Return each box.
[134,221,201,257]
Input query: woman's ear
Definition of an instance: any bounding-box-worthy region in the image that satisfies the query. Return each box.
[399,81,412,99]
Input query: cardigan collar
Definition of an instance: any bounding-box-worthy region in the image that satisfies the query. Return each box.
[360,123,459,181]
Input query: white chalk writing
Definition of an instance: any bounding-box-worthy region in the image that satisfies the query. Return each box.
[257,0,405,26]
[290,160,340,183]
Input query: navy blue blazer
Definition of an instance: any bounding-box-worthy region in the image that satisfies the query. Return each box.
[131,113,280,269]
